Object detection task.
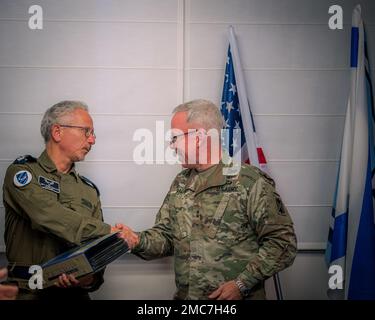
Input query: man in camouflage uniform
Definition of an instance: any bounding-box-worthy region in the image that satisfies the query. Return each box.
[3,100,117,300]
[118,99,297,300]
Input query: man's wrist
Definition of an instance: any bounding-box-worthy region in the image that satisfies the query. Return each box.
[80,273,103,292]
[131,232,142,252]
[235,278,250,298]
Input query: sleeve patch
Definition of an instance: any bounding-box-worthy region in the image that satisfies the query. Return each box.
[13,170,32,187]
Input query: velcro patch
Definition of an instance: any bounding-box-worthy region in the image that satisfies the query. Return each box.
[38,176,60,193]
[81,198,93,209]
[14,170,32,187]
[13,155,36,165]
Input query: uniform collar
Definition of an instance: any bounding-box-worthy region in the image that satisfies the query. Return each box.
[38,149,78,180]
[186,162,227,194]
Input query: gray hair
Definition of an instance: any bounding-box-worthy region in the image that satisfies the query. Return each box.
[40,100,89,143]
[172,99,223,131]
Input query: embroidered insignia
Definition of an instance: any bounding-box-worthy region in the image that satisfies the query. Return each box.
[13,170,32,187]
[39,176,60,193]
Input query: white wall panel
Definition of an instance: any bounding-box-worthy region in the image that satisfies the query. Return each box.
[0,114,344,161]
[0,21,177,67]
[189,70,350,115]
[0,68,179,114]
[189,24,354,69]
[255,116,344,160]
[90,256,175,300]
[75,162,180,207]
[0,115,44,160]
[189,0,375,24]
[280,253,329,299]
[0,114,173,161]
[269,162,338,207]
[0,0,178,21]
[102,207,159,231]
[89,115,172,161]
[289,206,330,248]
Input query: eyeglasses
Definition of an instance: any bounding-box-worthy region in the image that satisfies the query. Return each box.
[59,124,96,138]
[169,130,197,145]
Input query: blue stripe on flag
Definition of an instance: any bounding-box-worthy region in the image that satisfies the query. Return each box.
[348,152,375,299]
[330,212,348,262]
[351,27,359,68]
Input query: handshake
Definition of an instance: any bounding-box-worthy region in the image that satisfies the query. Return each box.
[110,224,140,250]
[47,223,140,290]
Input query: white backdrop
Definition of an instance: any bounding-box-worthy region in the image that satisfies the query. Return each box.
[0,0,374,299]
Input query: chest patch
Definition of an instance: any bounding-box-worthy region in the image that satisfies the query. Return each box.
[38,176,60,194]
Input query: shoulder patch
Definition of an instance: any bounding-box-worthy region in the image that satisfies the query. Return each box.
[178,168,191,178]
[240,164,275,187]
[13,170,32,187]
[13,155,37,165]
[80,175,100,196]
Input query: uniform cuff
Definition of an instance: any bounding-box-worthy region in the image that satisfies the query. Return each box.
[237,270,260,290]
[131,232,144,253]
[101,223,112,236]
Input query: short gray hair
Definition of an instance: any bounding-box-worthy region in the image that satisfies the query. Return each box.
[172,99,223,131]
[40,100,89,143]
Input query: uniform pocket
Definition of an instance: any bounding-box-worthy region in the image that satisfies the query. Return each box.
[206,194,230,239]
[175,212,190,240]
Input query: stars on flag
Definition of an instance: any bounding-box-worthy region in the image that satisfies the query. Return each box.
[231,138,238,150]
[226,101,234,113]
[220,45,245,158]
[229,83,237,95]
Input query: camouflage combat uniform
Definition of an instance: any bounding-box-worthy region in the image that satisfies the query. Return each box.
[133,162,297,299]
[2,150,111,299]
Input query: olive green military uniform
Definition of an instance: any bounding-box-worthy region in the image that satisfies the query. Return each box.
[2,150,111,299]
[133,162,297,300]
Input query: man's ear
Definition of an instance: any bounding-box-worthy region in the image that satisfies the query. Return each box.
[50,124,62,142]
[196,128,206,147]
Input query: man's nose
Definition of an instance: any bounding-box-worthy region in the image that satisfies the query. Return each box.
[87,134,96,145]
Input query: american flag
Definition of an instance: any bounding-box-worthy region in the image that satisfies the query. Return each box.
[220,26,267,171]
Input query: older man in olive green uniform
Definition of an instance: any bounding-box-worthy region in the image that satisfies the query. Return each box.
[3,100,115,300]
[118,99,297,300]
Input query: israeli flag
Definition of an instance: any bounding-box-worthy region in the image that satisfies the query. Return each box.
[326,5,375,299]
